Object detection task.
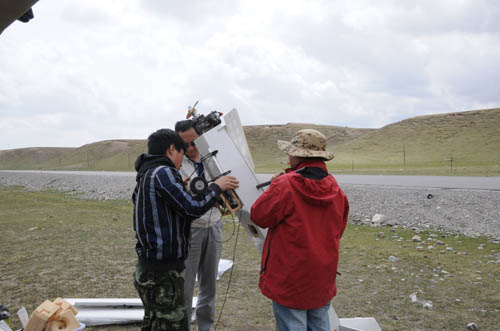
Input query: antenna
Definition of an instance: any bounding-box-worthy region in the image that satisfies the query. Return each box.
[186,100,199,119]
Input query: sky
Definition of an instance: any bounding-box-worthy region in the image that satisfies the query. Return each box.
[1,0,500,150]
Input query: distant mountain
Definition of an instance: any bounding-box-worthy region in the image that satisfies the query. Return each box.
[1,108,499,175]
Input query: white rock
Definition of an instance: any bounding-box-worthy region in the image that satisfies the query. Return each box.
[388,256,400,263]
[409,292,418,303]
[422,300,433,309]
[371,214,385,226]
[412,235,422,242]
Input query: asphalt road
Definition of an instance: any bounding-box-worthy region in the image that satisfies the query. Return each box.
[2,170,500,191]
[256,173,500,191]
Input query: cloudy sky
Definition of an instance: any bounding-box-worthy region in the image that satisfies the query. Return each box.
[1,0,499,150]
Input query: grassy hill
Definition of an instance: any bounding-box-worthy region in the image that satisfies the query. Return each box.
[245,123,373,171]
[1,108,500,175]
[331,108,500,175]
[0,124,370,172]
[0,147,74,169]
[0,140,147,171]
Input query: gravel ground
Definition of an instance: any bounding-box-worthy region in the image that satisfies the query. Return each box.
[343,185,500,240]
[1,171,499,240]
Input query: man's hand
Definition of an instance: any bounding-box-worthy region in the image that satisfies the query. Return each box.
[215,176,239,191]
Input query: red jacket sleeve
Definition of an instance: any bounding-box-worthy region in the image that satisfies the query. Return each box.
[338,194,349,238]
[250,177,290,229]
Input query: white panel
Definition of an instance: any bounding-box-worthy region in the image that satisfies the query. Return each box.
[339,318,382,331]
[196,115,267,251]
[222,109,255,170]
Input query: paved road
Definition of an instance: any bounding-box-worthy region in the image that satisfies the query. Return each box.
[0,170,134,176]
[256,173,500,191]
[2,170,500,191]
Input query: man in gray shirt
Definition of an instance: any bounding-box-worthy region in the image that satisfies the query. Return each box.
[175,120,223,331]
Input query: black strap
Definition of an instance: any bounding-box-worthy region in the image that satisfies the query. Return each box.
[295,167,328,180]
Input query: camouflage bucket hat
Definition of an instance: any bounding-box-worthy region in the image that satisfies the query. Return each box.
[277,129,335,161]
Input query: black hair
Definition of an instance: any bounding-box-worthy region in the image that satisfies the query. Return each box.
[174,119,194,133]
[147,128,187,155]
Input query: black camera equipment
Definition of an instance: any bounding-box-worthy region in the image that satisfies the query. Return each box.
[188,148,243,215]
[188,150,219,194]
[186,100,223,135]
[256,180,272,189]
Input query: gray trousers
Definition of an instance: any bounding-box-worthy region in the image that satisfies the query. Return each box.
[184,222,222,331]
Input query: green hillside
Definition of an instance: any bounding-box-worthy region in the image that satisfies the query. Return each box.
[1,108,500,175]
[0,140,147,171]
[331,108,500,175]
[0,125,370,172]
[245,123,373,171]
[0,147,74,169]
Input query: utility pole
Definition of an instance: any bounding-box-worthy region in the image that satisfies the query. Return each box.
[446,155,453,172]
[403,144,406,166]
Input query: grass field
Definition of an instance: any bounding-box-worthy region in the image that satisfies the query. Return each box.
[1,187,499,330]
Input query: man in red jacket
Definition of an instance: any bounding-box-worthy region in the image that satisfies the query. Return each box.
[250,129,349,331]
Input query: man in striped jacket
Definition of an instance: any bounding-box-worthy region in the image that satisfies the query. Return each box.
[132,128,239,331]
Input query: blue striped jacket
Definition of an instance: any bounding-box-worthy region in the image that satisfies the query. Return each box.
[132,154,221,266]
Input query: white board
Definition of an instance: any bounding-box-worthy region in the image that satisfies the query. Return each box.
[195,109,267,251]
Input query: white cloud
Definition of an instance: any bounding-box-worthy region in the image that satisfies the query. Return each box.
[0,0,499,149]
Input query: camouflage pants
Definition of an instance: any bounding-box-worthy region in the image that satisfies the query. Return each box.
[134,264,189,331]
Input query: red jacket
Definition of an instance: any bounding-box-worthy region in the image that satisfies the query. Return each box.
[250,160,349,309]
